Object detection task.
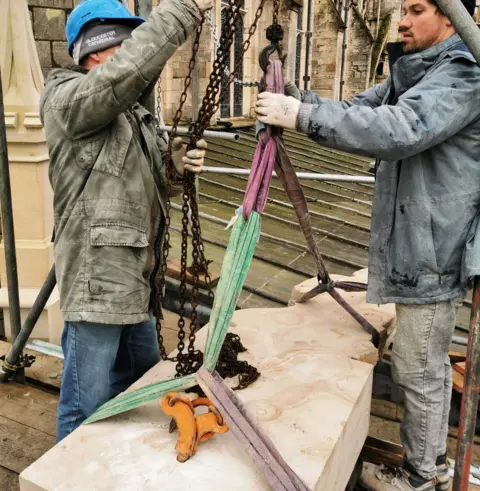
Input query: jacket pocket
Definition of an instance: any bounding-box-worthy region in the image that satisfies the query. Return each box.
[90,223,148,247]
[94,115,132,177]
[87,222,150,308]
[387,202,440,289]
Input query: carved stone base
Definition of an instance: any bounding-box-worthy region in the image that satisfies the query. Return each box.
[0,286,62,345]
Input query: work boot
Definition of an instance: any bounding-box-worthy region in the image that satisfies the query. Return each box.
[360,463,436,490]
[435,454,450,491]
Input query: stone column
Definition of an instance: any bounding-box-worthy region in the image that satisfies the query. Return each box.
[0,0,62,344]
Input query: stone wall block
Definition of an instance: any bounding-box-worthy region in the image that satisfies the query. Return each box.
[35,40,52,68]
[33,8,66,41]
[29,0,73,6]
[52,41,71,67]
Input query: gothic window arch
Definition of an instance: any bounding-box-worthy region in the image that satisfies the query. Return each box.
[220,0,245,118]
[295,7,303,88]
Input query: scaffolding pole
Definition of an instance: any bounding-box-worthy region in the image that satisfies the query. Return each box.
[0,67,22,370]
[201,166,375,183]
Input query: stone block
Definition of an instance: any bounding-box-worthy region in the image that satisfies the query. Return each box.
[29,0,73,7]
[33,8,66,41]
[171,78,184,91]
[52,41,71,67]
[174,62,191,78]
[35,40,52,68]
[0,286,62,344]
[41,67,51,79]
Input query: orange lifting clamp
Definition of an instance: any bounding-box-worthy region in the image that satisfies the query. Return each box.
[161,392,229,462]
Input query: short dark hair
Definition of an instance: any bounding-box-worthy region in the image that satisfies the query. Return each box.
[427,0,476,16]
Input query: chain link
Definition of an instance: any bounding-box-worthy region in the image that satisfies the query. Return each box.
[191,0,266,141]
[273,0,280,24]
[151,21,204,368]
[152,0,266,380]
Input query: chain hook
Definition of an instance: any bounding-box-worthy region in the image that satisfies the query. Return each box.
[259,23,284,73]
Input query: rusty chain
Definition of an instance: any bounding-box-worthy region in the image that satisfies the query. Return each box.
[152,21,204,367]
[273,0,280,24]
[191,0,266,141]
[152,0,267,379]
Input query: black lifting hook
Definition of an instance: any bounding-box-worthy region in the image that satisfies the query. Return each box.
[259,23,284,73]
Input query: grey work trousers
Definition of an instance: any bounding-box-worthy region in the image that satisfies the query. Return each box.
[391,299,460,480]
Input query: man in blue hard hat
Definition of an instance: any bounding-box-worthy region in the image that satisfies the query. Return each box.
[40,0,212,442]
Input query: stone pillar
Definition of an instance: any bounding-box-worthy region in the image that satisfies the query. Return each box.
[309,0,345,98]
[342,6,374,99]
[0,0,62,344]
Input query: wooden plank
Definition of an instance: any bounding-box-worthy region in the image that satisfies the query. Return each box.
[452,368,465,393]
[449,351,467,364]
[167,258,220,288]
[0,384,57,436]
[0,341,62,390]
[454,362,466,376]
[0,465,19,491]
[360,436,404,468]
[0,415,55,474]
[452,362,480,394]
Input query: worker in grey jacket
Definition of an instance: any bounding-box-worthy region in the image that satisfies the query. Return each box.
[256,0,480,489]
[40,0,212,442]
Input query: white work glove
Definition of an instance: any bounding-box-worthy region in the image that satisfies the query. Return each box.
[171,137,207,175]
[193,0,213,11]
[255,92,301,130]
[284,79,302,101]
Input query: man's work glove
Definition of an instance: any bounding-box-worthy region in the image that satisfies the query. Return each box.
[284,79,302,101]
[171,138,207,175]
[193,0,213,11]
[255,92,301,130]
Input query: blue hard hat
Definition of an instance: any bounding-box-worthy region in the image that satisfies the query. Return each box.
[66,0,145,55]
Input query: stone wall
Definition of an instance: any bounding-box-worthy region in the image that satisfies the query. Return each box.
[27,0,403,120]
[342,6,373,99]
[309,0,344,98]
[28,0,77,77]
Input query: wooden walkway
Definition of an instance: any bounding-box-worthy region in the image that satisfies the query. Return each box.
[0,383,57,491]
[0,341,60,490]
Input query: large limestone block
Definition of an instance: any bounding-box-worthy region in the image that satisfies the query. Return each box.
[20,271,395,491]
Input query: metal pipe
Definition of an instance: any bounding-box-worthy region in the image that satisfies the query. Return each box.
[30,339,63,354]
[303,0,313,90]
[201,166,375,182]
[434,0,480,65]
[159,125,240,141]
[135,0,155,114]
[453,276,480,491]
[339,1,349,100]
[0,68,22,347]
[25,343,64,360]
[452,335,468,346]
[0,266,56,383]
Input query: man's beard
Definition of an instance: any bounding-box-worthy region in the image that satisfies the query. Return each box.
[402,42,420,54]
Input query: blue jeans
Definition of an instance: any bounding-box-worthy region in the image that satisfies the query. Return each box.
[392,300,459,480]
[56,316,161,442]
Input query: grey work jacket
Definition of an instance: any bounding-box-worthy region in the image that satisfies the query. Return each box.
[296,35,480,304]
[40,0,201,324]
